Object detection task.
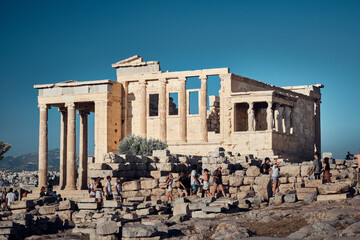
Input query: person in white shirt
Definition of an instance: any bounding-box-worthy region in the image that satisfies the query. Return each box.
[6,188,17,208]
[89,179,96,198]
[113,177,123,202]
[104,176,113,200]
[190,165,200,195]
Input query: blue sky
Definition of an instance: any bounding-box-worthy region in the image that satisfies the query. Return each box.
[0,0,359,159]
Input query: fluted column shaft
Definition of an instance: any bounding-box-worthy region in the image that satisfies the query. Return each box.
[284,106,292,134]
[266,101,273,131]
[199,75,208,142]
[65,103,76,190]
[139,81,147,137]
[179,77,187,142]
[78,111,88,190]
[159,79,167,141]
[59,107,67,189]
[248,102,255,131]
[38,104,49,189]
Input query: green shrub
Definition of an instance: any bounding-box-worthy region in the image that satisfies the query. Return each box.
[118,135,167,156]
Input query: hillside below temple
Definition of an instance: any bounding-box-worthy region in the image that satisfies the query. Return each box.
[34,55,323,189]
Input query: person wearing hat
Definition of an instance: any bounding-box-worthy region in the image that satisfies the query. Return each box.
[211,166,226,198]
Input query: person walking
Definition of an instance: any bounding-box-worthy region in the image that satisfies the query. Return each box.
[211,166,226,198]
[271,159,280,195]
[310,153,322,180]
[104,176,113,200]
[179,172,188,197]
[190,165,200,195]
[114,177,123,202]
[323,157,332,183]
[201,169,211,197]
[161,173,175,202]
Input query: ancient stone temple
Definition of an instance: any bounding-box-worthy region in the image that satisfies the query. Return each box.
[34,55,323,189]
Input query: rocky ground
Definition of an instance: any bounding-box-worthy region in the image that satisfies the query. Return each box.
[9,195,359,240]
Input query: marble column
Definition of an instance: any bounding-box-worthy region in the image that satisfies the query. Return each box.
[59,107,67,189]
[284,106,292,134]
[199,75,208,142]
[274,104,284,132]
[159,78,167,141]
[78,111,89,190]
[65,103,76,190]
[266,101,273,131]
[38,104,49,189]
[248,102,255,131]
[139,80,147,138]
[314,101,321,153]
[124,82,129,138]
[178,77,187,142]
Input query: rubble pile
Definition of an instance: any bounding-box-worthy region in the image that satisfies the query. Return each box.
[0,171,59,188]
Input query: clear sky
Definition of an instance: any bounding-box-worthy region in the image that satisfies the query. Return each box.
[0,0,359,159]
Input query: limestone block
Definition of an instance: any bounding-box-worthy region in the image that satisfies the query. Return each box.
[288,177,297,183]
[303,193,317,203]
[149,171,162,179]
[155,163,173,172]
[222,175,229,185]
[301,165,312,177]
[335,159,345,165]
[256,175,272,201]
[280,165,300,177]
[178,156,189,163]
[284,193,297,203]
[122,224,157,238]
[192,211,217,219]
[246,166,260,177]
[229,187,238,194]
[236,191,255,199]
[279,183,294,193]
[239,186,252,191]
[103,201,121,208]
[243,177,255,185]
[317,183,350,195]
[189,202,206,211]
[38,204,58,215]
[202,206,224,213]
[122,213,138,220]
[279,177,288,184]
[80,198,96,203]
[0,221,13,228]
[173,203,190,216]
[152,150,170,157]
[323,152,333,158]
[234,170,246,177]
[317,193,349,201]
[9,200,35,210]
[151,188,165,196]
[88,163,107,170]
[229,176,244,186]
[96,221,119,235]
[136,207,155,216]
[141,179,159,190]
[305,179,323,188]
[123,180,141,191]
[78,203,98,210]
[58,200,75,211]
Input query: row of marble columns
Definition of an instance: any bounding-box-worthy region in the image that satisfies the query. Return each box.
[38,103,89,190]
[246,101,293,133]
[136,75,208,143]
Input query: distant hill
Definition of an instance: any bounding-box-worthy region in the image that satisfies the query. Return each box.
[0,149,60,172]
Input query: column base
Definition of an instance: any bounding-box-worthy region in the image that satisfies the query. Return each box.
[64,186,77,190]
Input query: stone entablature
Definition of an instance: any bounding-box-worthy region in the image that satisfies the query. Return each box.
[34,55,323,190]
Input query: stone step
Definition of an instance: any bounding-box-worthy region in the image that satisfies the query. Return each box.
[304,179,323,188]
[296,187,318,194]
[316,193,349,201]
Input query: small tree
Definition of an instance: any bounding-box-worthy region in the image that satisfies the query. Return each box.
[118,135,167,156]
[0,141,11,160]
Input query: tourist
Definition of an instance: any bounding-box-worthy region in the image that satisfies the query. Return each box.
[190,165,200,195]
[46,184,61,201]
[113,177,123,202]
[261,157,271,174]
[5,188,17,209]
[354,150,360,193]
[211,166,226,198]
[201,169,211,197]
[345,151,354,160]
[95,180,104,203]
[104,176,113,200]
[179,172,188,197]
[323,157,331,183]
[39,186,46,197]
[271,159,280,195]
[310,153,322,180]
[89,179,96,198]
[160,173,175,202]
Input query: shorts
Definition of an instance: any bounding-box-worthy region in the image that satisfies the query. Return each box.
[191,184,199,193]
[272,176,279,182]
[203,181,210,190]
[166,185,173,192]
[114,193,122,199]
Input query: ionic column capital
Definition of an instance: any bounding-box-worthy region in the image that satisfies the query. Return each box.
[159,78,167,84]
[199,75,207,81]
[58,107,67,112]
[78,110,90,116]
[38,104,50,110]
[178,77,187,83]
[65,102,76,108]
[139,79,147,85]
